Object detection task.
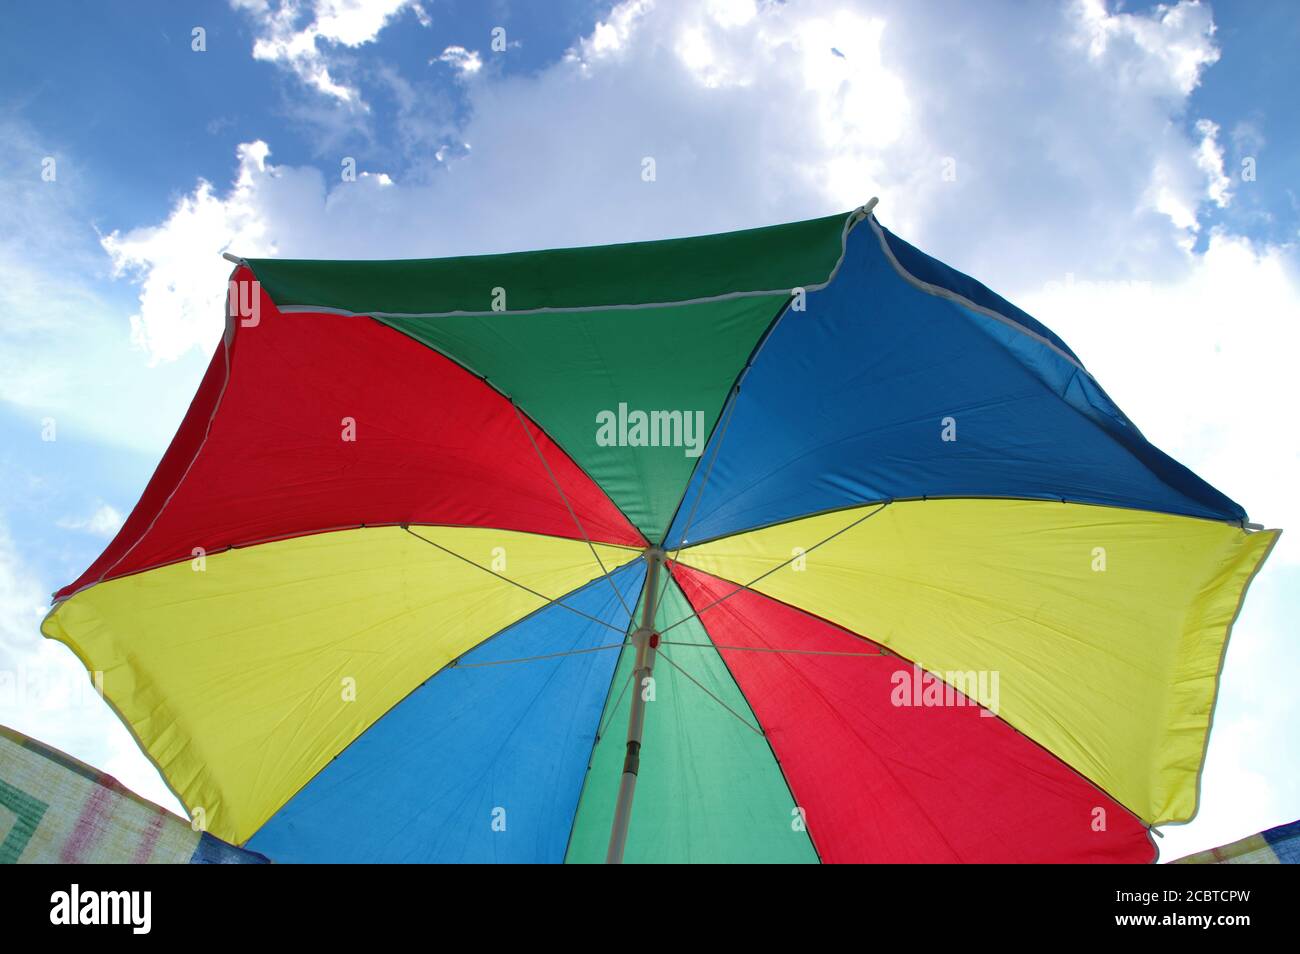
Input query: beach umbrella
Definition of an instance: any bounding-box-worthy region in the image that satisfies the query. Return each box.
[43,200,1277,863]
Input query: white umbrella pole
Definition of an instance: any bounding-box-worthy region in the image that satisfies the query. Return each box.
[605,546,666,864]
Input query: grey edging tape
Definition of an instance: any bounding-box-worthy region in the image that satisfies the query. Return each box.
[255,201,879,320]
[866,213,1090,376]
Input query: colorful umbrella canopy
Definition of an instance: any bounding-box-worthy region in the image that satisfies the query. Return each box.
[42,202,1277,863]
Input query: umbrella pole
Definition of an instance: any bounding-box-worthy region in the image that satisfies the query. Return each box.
[605,545,665,864]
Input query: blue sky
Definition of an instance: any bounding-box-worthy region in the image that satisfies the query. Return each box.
[1,0,1296,862]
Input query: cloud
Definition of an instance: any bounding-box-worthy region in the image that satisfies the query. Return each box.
[1020,231,1299,554]
[135,0,1242,280]
[436,45,482,77]
[101,141,280,365]
[0,118,210,454]
[1158,715,1283,861]
[0,517,183,814]
[99,140,401,364]
[56,504,124,538]
[230,0,419,105]
[1195,119,1233,208]
[0,521,46,660]
[1071,0,1218,98]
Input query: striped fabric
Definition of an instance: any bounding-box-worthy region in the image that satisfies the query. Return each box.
[0,724,265,864]
[1174,820,1300,864]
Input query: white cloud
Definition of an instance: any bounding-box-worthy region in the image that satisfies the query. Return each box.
[111,0,1260,353]
[0,118,209,453]
[0,517,185,815]
[1144,118,1233,246]
[0,521,46,661]
[1158,714,1284,861]
[230,0,417,104]
[101,141,278,365]
[57,504,124,538]
[99,140,405,364]
[1072,0,1219,97]
[1195,119,1233,208]
[436,45,482,77]
[578,0,653,60]
[1020,232,1299,555]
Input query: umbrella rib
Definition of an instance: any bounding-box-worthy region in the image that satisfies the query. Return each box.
[656,650,764,736]
[451,643,627,668]
[401,526,630,635]
[659,500,892,634]
[660,640,884,657]
[672,386,740,549]
[596,667,636,740]
[509,400,636,622]
[651,382,744,617]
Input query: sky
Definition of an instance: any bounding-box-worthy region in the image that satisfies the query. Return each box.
[0,0,1296,862]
